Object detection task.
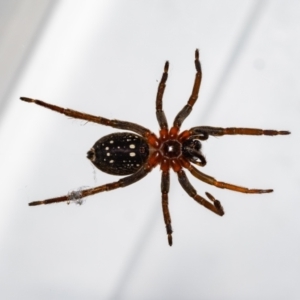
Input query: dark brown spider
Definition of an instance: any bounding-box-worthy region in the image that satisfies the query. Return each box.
[20,49,290,246]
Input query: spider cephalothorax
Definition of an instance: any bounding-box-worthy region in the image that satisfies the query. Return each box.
[20,49,290,246]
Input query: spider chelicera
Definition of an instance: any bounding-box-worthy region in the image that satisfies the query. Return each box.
[20,49,290,246]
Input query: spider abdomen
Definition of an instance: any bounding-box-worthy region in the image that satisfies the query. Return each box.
[87,132,149,176]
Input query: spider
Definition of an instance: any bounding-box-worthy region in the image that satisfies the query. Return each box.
[20,49,290,246]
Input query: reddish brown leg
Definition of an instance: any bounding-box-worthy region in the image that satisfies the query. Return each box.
[156,61,169,130]
[29,166,151,206]
[161,171,173,246]
[205,192,224,214]
[20,97,151,137]
[177,169,224,216]
[173,49,202,129]
[188,164,273,194]
[190,126,290,136]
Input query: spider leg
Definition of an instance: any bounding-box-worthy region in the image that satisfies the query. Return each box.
[190,126,290,136]
[188,164,273,194]
[156,61,169,130]
[20,97,151,137]
[177,169,224,216]
[173,49,202,129]
[161,170,173,246]
[28,166,151,206]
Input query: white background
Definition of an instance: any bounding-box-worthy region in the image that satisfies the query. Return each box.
[0,1,299,299]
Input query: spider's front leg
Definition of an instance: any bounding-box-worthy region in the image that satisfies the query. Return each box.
[186,162,273,194]
[28,166,151,206]
[177,169,224,216]
[173,49,202,129]
[190,126,290,137]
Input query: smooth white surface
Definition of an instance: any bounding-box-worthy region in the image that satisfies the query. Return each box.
[0,0,299,299]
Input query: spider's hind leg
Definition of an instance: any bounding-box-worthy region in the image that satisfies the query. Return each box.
[28,166,151,206]
[20,97,151,137]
